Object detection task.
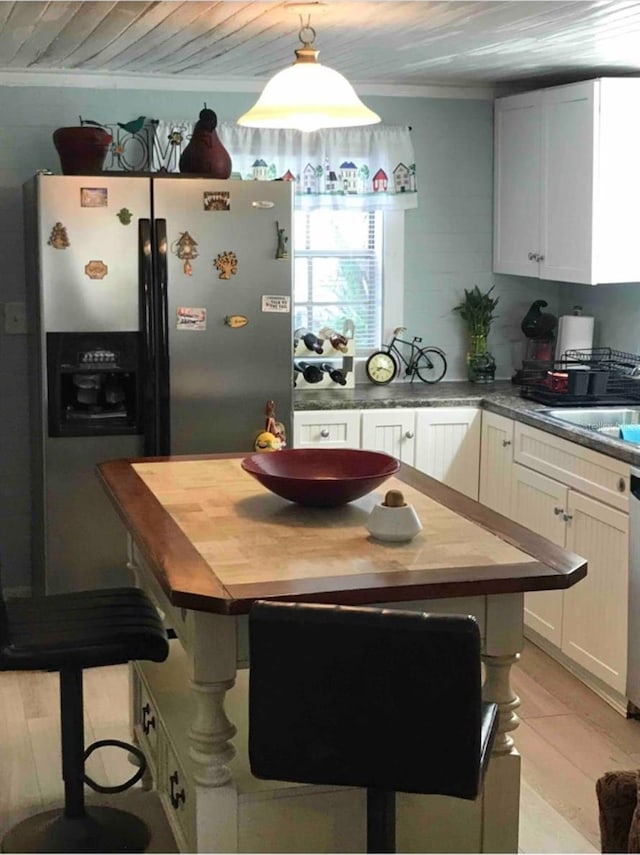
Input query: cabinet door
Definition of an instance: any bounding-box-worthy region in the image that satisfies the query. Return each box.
[562,491,628,694]
[512,463,567,647]
[479,411,514,517]
[540,81,597,283]
[414,408,480,499]
[293,410,360,449]
[361,409,415,463]
[493,91,541,277]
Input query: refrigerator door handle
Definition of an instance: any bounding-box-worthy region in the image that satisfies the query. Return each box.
[154,218,171,455]
[139,218,159,455]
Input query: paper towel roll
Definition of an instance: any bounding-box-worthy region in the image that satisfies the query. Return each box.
[555,314,594,360]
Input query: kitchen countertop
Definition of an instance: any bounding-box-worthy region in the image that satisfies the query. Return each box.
[294,380,640,467]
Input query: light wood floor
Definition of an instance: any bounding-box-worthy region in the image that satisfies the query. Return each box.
[1,641,639,853]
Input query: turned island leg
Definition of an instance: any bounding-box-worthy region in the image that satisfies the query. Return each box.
[480,593,524,854]
[187,612,239,853]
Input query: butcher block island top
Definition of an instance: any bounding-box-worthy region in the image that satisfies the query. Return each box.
[98,454,586,615]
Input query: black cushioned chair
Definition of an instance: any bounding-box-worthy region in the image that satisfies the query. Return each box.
[0,585,169,854]
[249,600,498,854]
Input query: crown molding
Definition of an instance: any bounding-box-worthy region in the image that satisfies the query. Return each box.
[0,69,494,100]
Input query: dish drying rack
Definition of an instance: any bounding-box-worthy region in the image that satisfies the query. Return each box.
[519,347,640,406]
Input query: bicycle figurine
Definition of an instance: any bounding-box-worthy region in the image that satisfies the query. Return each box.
[365,327,447,385]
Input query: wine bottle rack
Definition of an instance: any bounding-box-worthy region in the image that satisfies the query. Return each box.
[294,337,355,390]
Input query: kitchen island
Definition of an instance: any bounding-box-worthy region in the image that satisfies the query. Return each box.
[98,453,586,854]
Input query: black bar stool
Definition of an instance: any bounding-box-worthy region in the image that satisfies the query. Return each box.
[249,600,498,854]
[0,585,169,854]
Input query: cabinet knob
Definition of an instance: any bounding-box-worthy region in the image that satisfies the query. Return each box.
[502,439,512,447]
[405,430,414,439]
[320,428,330,438]
[563,513,573,522]
[553,506,564,515]
[618,477,627,492]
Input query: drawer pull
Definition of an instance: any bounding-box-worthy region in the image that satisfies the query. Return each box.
[527,251,537,261]
[170,771,186,809]
[553,506,564,515]
[619,477,627,492]
[142,702,156,735]
[405,430,414,439]
[502,439,512,447]
[320,428,330,438]
[563,513,573,522]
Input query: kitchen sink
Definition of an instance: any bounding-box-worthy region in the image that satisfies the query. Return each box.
[541,407,640,438]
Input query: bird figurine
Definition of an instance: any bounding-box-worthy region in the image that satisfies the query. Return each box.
[179,108,231,177]
[117,116,146,135]
[521,299,557,340]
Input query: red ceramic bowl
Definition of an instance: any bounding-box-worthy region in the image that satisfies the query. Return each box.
[241,448,400,507]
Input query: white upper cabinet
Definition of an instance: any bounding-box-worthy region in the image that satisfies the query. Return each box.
[494,78,640,285]
[493,91,542,279]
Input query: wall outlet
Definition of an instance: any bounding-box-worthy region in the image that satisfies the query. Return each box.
[4,302,27,335]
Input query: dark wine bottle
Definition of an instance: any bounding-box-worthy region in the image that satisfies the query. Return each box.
[296,361,324,383]
[294,327,324,354]
[321,362,348,386]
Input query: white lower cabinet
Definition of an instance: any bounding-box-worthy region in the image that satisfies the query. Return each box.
[563,491,629,695]
[479,414,630,700]
[414,408,480,500]
[294,407,481,498]
[512,463,567,648]
[479,412,515,515]
[361,408,416,462]
[360,407,481,498]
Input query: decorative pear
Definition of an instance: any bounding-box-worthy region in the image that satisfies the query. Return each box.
[179,108,232,177]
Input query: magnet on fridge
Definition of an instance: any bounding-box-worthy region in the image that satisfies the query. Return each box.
[84,260,108,280]
[116,208,133,225]
[224,315,249,328]
[275,221,289,259]
[48,222,70,249]
[214,250,237,280]
[80,188,108,207]
[203,191,230,211]
[172,231,199,275]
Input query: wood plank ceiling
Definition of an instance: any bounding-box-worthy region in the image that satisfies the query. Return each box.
[0,1,639,88]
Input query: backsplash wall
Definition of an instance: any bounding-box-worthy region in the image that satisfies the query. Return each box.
[0,83,560,589]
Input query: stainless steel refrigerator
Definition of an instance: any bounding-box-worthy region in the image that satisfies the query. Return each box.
[24,173,293,594]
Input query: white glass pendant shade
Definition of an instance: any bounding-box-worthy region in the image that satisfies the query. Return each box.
[237,42,380,132]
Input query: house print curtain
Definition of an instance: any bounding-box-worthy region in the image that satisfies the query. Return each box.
[150,122,417,211]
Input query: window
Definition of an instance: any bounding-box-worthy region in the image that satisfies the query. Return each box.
[293,209,383,351]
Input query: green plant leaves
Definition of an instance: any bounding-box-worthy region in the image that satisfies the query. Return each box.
[453,285,499,337]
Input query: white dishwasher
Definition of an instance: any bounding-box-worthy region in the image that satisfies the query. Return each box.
[627,466,640,707]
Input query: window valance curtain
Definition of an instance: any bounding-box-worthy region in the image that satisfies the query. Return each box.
[151,122,417,211]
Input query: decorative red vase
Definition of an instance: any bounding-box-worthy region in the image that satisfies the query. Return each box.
[179,109,231,177]
[53,126,113,175]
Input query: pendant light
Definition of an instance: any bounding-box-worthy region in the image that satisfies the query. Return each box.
[237,19,381,133]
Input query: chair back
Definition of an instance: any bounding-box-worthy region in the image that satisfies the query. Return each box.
[0,569,8,648]
[249,600,494,800]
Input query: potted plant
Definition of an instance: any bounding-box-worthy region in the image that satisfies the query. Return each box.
[453,285,500,383]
